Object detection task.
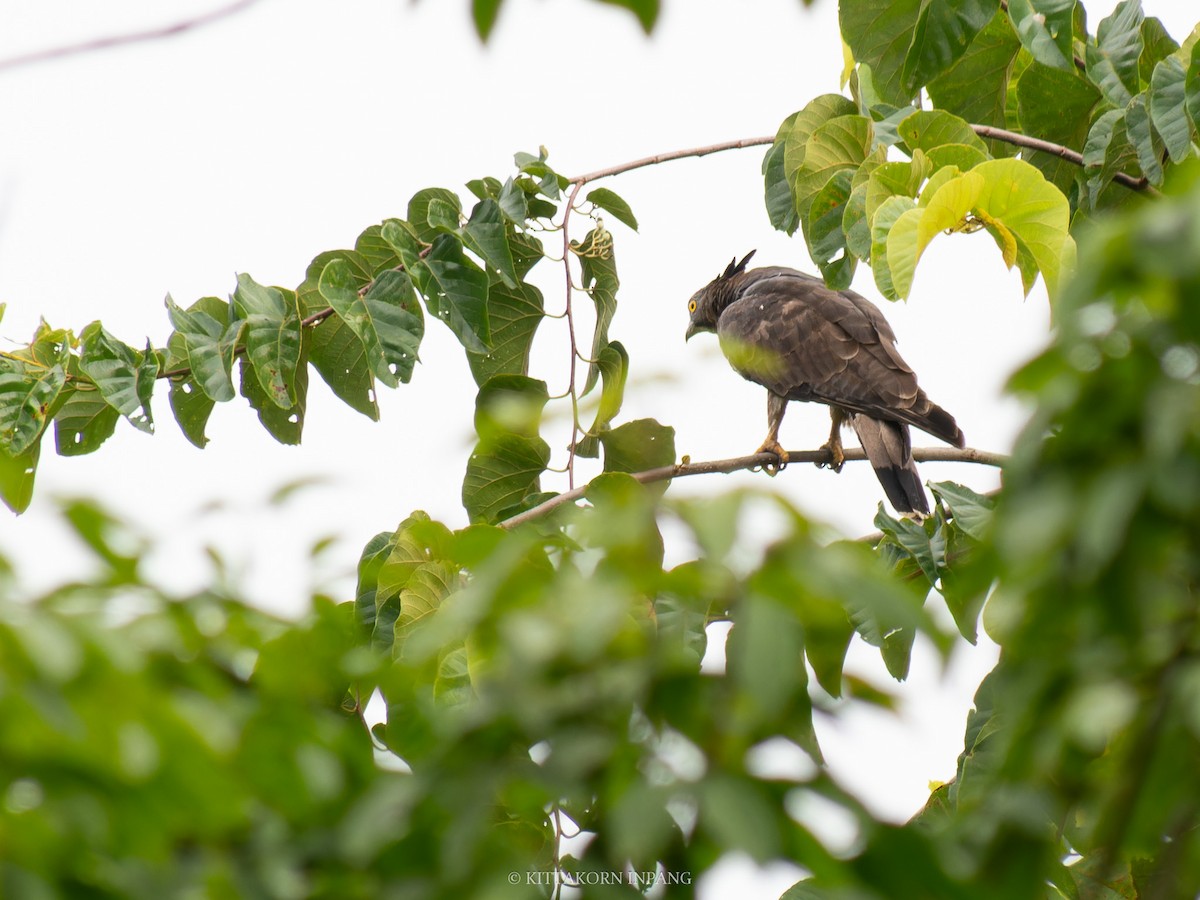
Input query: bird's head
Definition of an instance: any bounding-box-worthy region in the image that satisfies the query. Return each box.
[685,250,756,341]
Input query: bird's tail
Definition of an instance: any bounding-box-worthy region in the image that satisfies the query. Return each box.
[850,415,929,515]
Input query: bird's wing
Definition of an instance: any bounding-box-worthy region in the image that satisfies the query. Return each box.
[716,272,962,445]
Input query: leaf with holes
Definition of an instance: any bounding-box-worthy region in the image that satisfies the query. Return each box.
[0,359,66,456]
[232,275,302,410]
[55,386,120,456]
[299,249,378,421]
[239,347,308,446]
[0,438,39,514]
[418,235,491,354]
[165,294,236,403]
[319,260,423,389]
[78,323,157,433]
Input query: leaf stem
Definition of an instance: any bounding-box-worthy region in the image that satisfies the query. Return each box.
[499,445,1007,529]
[560,181,586,489]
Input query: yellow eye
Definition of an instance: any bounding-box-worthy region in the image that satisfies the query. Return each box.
[688,300,697,313]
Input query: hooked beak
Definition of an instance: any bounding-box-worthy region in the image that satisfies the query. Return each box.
[685,321,705,342]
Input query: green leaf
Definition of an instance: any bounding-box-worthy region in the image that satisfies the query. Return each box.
[840,0,924,105]
[462,198,519,287]
[596,0,658,32]
[780,95,859,186]
[901,0,999,93]
[466,278,544,385]
[727,593,807,724]
[417,235,491,354]
[842,182,872,259]
[897,109,989,155]
[868,103,919,149]
[299,250,378,421]
[585,187,639,231]
[575,341,629,458]
[239,347,308,445]
[804,168,856,289]
[875,506,943,585]
[1139,16,1180,86]
[1189,42,1200,134]
[928,10,1022,141]
[0,359,65,455]
[165,294,236,403]
[318,260,424,389]
[1016,62,1101,192]
[698,776,783,860]
[497,177,528,223]
[0,437,39,513]
[78,323,157,433]
[354,222,402,276]
[231,274,302,410]
[865,154,933,225]
[463,377,550,524]
[929,480,995,541]
[1085,0,1144,108]
[600,418,675,496]
[462,433,550,524]
[870,194,917,300]
[925,142,990,172]
[1083,109,1139,207]
[887,158,1073,299]
[167,375,215,449]
[1125,92,1164,185]
[764,124,799,234]
[1149,56,1192,163]
[1007,0,1076,70]
[884,204,926,301]
[55,386,120,455]
[791,115,873,221]
[572,227,619,395]
[395,562,460,657]
[472,0,501,39]
[407,188,462,243]
[473,374,548,441]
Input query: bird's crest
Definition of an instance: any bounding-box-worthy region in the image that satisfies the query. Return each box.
[719,250,756,281]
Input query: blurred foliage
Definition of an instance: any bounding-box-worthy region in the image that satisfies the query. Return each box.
[2,1,1200,898]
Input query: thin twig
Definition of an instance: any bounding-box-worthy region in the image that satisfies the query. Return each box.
[0,0,263,74]
[569,137,775,185]
[499,446,1006,529]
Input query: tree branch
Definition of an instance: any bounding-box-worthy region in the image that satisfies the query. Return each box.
[499,445,1006,529]
[569,137,776,185]
[970,124,1160,196]
[0,0,263,74]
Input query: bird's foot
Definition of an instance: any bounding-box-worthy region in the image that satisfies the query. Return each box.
[754,438,789,475]
[816,440,845,473]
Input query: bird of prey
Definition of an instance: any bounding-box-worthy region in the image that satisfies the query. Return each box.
[684,251,964,515]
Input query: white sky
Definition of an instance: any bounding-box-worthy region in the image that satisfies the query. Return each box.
[2,1,1195,895]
